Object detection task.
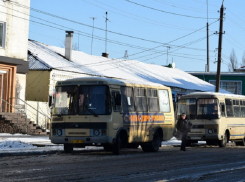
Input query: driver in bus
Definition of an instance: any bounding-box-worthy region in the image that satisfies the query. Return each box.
[210,104,218,115]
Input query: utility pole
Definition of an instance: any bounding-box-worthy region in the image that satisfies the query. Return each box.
[90,17,97,55]
[105,12,109,53]
[206,0,210,72]
[215,2,225,92]
[166,46,171,65]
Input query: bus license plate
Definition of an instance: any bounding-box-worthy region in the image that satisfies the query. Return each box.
[191,137,201,140]
[71,140,84,143]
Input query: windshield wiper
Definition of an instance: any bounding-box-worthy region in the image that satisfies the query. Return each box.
[84,105,98,117]
[57,107,69,117]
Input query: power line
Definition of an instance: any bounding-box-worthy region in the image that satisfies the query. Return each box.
[8,2,202,46]
[125,0,217,19]
[82,0,207,31]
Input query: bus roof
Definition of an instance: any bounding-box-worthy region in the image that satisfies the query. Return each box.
[180,92,245,99]
[56,76,169,89]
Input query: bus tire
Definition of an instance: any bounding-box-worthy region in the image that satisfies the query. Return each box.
[141,132,161,152]
[112,135,121,155]
[64,144,73,153]
[219,132,228,147]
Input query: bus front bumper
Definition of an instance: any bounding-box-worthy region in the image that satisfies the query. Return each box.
[51,136,113,144]
[188,134,220,141]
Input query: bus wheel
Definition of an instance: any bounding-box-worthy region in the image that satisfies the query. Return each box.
[141,132,161,152]
[64,144,73,153]
[219,132,228,147]
[112,135,121,155]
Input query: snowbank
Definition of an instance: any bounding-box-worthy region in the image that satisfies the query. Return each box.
[0,140,37,150]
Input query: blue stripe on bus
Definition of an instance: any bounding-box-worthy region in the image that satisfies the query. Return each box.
[227,124,245,126]
[230,134,245,136]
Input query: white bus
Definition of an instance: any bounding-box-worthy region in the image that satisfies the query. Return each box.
[50,77,175,154]
[178,92,245,147]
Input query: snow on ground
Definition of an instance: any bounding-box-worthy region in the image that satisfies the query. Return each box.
[0,140,37,150]
[0,134,205,154]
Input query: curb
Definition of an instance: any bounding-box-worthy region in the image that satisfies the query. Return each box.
[0,150,61,157]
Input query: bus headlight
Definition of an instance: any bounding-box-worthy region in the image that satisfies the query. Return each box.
[93,129,100,136]
[57,129,62,136]
[208,129,213,134]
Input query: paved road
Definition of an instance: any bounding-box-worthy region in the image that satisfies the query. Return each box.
[1,145,245,182]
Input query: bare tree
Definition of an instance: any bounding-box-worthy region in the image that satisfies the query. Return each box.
[228,49,238,72]
[60,40,79,51]
[241,50,245,67]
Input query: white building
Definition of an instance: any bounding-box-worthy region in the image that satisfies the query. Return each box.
[0,0,30,112]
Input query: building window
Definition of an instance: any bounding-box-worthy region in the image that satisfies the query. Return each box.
[0,22,6,48]
[209,80,242,95]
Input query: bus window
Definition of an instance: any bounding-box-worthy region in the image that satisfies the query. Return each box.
[233,100,240,117]
[177,99,196,120]
[112,91,121,112]
[241,100,245,117]
[158,90,170,112]
[197,99,219,119]
[220,103,225,117]
[147,89,159,112]
[121,87,135,112]
[78,85,111,115]
[54,86,78,115]
[134,88,147,112]
[225,99,234,117]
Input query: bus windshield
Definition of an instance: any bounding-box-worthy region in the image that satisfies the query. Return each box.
[197,99,219,119]
[54,85,111,115]
[178,99,196,120]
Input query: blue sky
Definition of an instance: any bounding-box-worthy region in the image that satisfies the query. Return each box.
[28,0,245,72]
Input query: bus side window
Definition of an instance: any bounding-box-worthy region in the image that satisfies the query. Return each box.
[220,103,225,117]
[147,88,159,112]
[233,100,240,117]
[225,99,234,117]
[120,87,135,112]
[112,91,121,112]
[241,100,245,117]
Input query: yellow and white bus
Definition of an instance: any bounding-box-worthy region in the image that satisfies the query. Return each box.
[50,77,175,154]
[178,92,245,147]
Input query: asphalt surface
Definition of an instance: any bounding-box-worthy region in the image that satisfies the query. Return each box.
[1,144,245,182]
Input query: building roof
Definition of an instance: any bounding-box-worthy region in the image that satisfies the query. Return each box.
[27,40,230,93]
[181,92,245,98]
[188,72,245,76]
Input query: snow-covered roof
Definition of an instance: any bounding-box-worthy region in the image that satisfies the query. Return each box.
[28,40,230,93]
[181,92,245,98]
[188,72,245,76]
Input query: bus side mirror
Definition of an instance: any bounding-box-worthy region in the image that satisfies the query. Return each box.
[115,94,121,105]
[221,105,225,112]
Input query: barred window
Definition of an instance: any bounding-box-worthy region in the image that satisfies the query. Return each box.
[134,88,147,112]
[210,80,242,95]
[147,89,159,112]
